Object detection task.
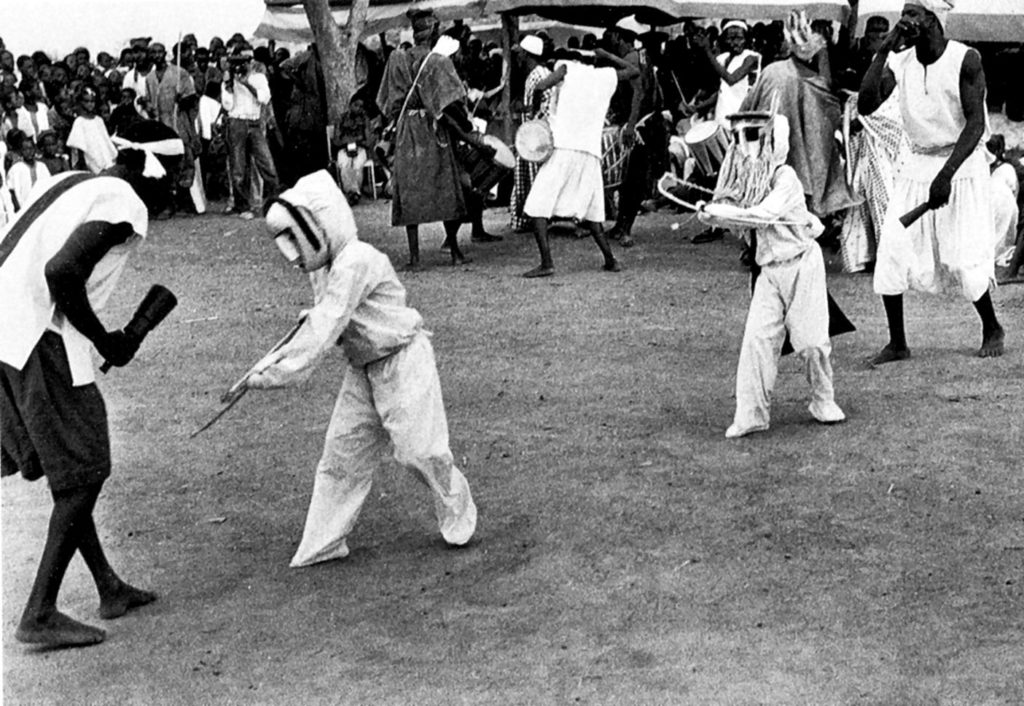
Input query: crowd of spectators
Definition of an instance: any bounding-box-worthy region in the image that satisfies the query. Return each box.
[2,13,1022,274]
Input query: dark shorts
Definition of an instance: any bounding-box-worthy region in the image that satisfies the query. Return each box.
[1,331,111,493]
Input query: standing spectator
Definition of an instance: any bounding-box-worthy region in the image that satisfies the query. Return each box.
[5,129,50,209]
[109,87,144,137]
[145,42,199,212]
[66,87,117,173]
[280,45,330,183]
[18,79,51,143]
[221,46,279,219]
[197,80,228,201]
[376,9,481,269]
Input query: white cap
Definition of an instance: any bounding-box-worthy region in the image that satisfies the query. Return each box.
[520,35,543,57]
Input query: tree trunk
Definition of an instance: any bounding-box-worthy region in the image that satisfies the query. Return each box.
[302,0,369,124]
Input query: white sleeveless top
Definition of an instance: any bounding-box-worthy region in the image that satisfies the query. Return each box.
[887,41,989,153]
[714,50,761,126]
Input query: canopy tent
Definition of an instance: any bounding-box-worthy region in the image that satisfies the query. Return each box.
[856,0,1024,43]
[256,0,851,43]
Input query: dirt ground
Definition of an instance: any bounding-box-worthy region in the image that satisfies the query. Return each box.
[3,195,1023,705]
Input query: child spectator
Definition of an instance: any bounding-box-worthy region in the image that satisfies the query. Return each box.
[18,79,51,142]
[5,128,50,210]
[37,129,70,174]
[66,87,117,173]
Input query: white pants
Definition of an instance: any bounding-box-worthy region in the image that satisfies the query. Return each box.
[336,147,368,196]
[734,244,838,431]
[290,333,477,567]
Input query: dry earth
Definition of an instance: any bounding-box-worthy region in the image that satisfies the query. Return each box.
[3,196,1023,704]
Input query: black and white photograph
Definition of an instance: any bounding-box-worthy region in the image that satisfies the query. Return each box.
[2,0,1023,702]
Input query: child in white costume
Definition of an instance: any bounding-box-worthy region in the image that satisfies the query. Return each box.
[698,112,845,438]
[244,170,477,567]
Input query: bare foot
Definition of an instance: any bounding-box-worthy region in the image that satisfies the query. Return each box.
[870,345,911,367]
[16,611,106,647]
[979,327,1005,358]
[402,261,425,273]
[100,583,157,619]
[449,256,473,266]
[522,266,554,278]
[603,259,621,272]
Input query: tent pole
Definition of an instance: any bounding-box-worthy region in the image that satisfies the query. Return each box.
[500,12,518,146]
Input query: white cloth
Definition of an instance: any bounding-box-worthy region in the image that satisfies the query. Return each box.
[221,72,270,120]
[732,243,841,434]
[887,42,989,154]
[197,95,223,141]
[523,148,606,223]
[548,62,618,158]
[992,162,1019,266]
[336,147,368,195]
[874,148,994,301]
[714,50,760,127]
[6,160,51,209]
[290,331,477,567]
[0,172,148,386]
[16,104,50,142]
[918,0,955,30]
[248,172,475,564]
[66,116,118,173]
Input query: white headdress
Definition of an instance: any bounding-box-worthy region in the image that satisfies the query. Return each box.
[915,0,956,30]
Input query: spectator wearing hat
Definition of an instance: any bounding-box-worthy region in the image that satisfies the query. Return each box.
[221,45,280,219]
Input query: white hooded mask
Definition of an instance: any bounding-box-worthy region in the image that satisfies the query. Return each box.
[265,170,358,273]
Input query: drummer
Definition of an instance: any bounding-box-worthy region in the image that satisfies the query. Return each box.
[510,35,557,233]
[690,20,761,244]
[521,47,640,278]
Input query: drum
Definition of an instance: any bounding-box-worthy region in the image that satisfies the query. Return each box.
[601,126,629,190]
[514,120,553,163]
[683,121,730,177]
[455,135,516,196]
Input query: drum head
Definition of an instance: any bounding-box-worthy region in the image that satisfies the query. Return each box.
[684,121,720,145]
[514,121,553,163]
[483,135,516,169]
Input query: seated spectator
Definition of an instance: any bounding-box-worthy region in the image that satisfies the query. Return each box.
[5,128,50,210]
[331,95,377,203]
[37,129,70,174]
[66,86,117,172]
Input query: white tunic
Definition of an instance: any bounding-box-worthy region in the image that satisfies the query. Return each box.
[0,173,148,386]
[714,50,761,127]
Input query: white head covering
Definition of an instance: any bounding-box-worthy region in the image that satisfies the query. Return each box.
[520,35,544,57]
[914,0,956,30]
[722,20,748,33]
[265,170,357,272]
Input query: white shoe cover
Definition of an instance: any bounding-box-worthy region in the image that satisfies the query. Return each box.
[809,400,846,424]
[438,470,477,546]
[725,423,769,439]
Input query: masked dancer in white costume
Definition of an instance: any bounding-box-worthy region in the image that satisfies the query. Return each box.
[697,111,845,438]
[859,1,1005,363]
[243,170,477,567]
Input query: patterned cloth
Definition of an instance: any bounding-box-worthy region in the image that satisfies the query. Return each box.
[840,93,908,273]
[511,64,553,230]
